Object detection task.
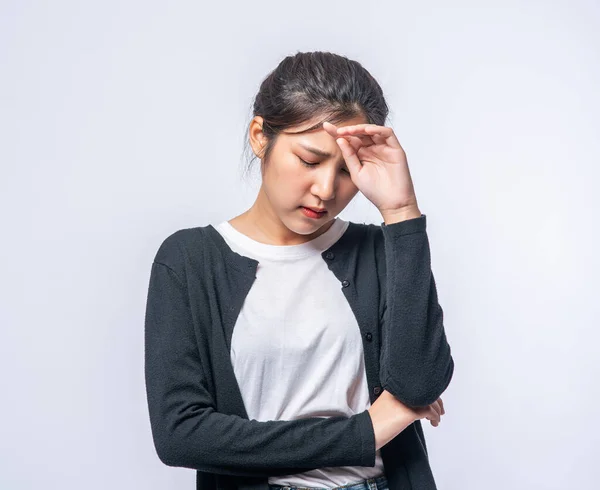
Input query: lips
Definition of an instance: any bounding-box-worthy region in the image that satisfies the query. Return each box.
[301,206,327,219]
[304,206,327,213]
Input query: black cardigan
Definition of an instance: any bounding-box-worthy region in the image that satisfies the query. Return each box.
[144,213,454,490]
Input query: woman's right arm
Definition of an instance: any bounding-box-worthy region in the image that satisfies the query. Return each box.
[144,260,376,478]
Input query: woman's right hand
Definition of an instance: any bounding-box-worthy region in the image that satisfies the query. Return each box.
[409,396,445,427]
[367,389,445,450]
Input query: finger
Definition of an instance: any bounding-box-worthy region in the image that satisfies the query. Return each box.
[427,400,440,416]
[323,121,373,147]
[336,124,390,137]
[340,134,366,153]
[337,124,402,150]
[335,138,363,176]
[324,122,370,153]
[426,405,440,421]
[431,401,442,419]
[339,132,376,148]
[322,121,339,138]
[432,401,443,423]
[336,123,379,134]
[428,406,440,424]
[438,398,445,415]
[435,398,444,416]
[334,124,376,147]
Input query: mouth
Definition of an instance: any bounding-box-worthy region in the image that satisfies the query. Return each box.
[301,206,328,219]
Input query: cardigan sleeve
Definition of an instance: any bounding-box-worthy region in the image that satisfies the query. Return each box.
[144,260,376,477]
[377,214,454,408]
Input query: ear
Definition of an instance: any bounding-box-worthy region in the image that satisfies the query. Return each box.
[249,116,267,159]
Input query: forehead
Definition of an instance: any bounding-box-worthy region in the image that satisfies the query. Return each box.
[289,114,368,133]
[281,114,368,147]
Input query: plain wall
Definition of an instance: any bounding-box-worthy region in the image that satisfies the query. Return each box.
[1,1,599,488]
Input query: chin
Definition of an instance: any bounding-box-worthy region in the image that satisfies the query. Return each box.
[302,217,336,233]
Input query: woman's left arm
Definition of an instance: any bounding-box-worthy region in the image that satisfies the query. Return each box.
[326,121,455,409]
[378,211,454,408]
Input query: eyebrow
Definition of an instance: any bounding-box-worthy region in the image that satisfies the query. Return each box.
[297,143,333,158]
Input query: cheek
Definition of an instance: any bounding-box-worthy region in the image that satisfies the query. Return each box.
[280,161,310,188]
[339,181,360,202]
[266,160,307,198]
[265,158,289,183]
[339,178,358,193]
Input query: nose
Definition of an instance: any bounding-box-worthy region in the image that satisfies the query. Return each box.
[310,166,338,202]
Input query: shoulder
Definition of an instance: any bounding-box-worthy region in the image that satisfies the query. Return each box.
[152,224,213,275]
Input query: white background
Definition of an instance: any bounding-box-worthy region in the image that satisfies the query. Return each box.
[1,1,599,488]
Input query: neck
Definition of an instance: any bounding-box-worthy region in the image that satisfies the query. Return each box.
[235,186,336,246]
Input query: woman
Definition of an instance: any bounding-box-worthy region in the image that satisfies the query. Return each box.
[144,51,454,490]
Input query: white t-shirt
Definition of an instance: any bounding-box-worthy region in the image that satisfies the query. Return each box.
[214,217,385,487]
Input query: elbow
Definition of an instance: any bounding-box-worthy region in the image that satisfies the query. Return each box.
[152,424,200,469]
[147,404,217,470]
[151,423,215,471]
[153,434,182,468]
[383,355,455,408]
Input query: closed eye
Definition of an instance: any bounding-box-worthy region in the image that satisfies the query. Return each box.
[298,157,318,167]
[298,157,350,175]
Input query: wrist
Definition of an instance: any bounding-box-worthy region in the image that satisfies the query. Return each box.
[380,205,422,225]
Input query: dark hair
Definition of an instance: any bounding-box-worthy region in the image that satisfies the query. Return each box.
[241,51,390,180]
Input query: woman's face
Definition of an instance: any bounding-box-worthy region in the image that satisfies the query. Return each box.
[249,115,366,240]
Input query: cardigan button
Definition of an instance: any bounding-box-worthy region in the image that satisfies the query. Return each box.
[341,279,350,288]
[325,251,334,260]
[365,332,373,341]
[373,386,382,395]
